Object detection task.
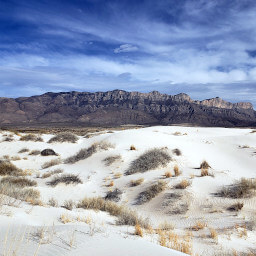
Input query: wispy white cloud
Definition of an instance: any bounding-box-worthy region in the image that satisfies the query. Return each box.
[114,44,138,53]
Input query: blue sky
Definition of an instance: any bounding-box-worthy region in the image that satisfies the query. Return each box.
[0,0,256,107]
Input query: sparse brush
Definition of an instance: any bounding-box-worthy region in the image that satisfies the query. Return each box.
[130,178,144,187]
[48,197,58,207]
[20,134,43,142]
[200,160,211,169]
[62,200,74,210]
[217,178,256,198]
[108,180,114,187]
[11,156,21,161]
[18,148,29,153]
[158,221,174,231]
[134,223,143,237]
[0,161,23,176]
[172,148,182,156]
[65,141,114,164]
[130,145,136,150]
[175,179,190,189]
[103,155,122,166]
[209,228,218,242]
[137,181,167,204]
[48,133,78,143]
[29,150,41,156]
[125,148,171,175]
[46,174,82,187]
[164,171,172,178]
[105,188,122,202]
[174,165,180,176]
[41,159,61,169]
[227,202,244,211]
[41,168,63,179]
[201,168,209,176]
[3,136,14,142]
[191,221,207,231]
[0,176,37,187]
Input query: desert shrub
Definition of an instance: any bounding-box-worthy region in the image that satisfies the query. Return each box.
[227,202,244,211]
[105,188,122,202]
[158,221,174,231]
[134,223,143,237]
[137,181,167,204]
[125,148,171,175]
[191,221,207,231]
[48,133,78,143]
[108,180,114,187]
[216,178,256,198]
[20,134,43,142]
[0,161,23,176]
[164,171,172,178]
[11,156,21,161]
[172,148,182,156]
[3,136,14,142]
[46,174,82,187]
[62,199,74,210]
[41,148,58,156]
[41,168,63,179]
[201,169,209,176]
[173,165,180,176]
[65,141,114,164]
[130,145,136,150]
[77,197,149,228]
[48,197,58,207]
[18,148,29,153]
[29,150,41,156]
[200,160,211,169]
[103,155,122,166]
[41,159,61,169]
[175,179,190,189]
[130,178,144,187]
[0,176,37,187]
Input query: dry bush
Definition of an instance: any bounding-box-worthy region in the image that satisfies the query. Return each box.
[130,145,136,150]
[191,221,207,231]
[137,181,167,204]
[134,223,143,237]
[175,179,190,189]
[173,131,182,136]
[18,148,29,153]
[227,202,244,211]
[125,148,171,175]
[48,133,78,143]
[3,136,14,142]
[41,168,63,179]
[164,171,172,178]
[130,178,144,187]
[0,176,37,187]
[158,221,174,231]
[62,200,74,210]
[172,148,182,156]
[0,161,23,176]
[29,150,41,156]
[46,174,82,187]
[108,180,114,187]
[114,172,122,179]
[41,159,61,169]
[65,141,114,164]
[3,155,10,160]
[20,134,43,142]
[200,160,211,169]
[209,228,218,242]
[201,168,209,176]
[103,155,122,166]
[48,197,58,207]
[217,178,256,198]
[77,197,149,228]
[40,149,58,156]
[11,156,21,161]
[174,165,180,176]
[105,188,122,202]
[60,213,73,224]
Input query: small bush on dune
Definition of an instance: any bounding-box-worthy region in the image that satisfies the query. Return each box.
[46,174,82,186]
[41,148,58,156]
[29,150,41,156]
[172,148,182,156]
[18,148,29,153]
[125,148,171,175]
[103,155,122,166]
[227,202,244,211]
[3,136,14,142]
[175,179,190,189]
[65,141,114,164]
[0,161,23,176]
[11,156,21,161]
[62,199,74,210]
[0,176,37,187]
[41,168,63,179]
[137,181,167,204]
[105,188,122,202]
[48,133,78,143]
[130,178,144,187]
[130,145,136,150]
[134,223,143,237]
[217,178,256,198]
[20,134,43,142]
[41,159,61,169]
[48,198,58,207]
[173,165,180,176]
[200,160,211,169]
[164,171,172,178]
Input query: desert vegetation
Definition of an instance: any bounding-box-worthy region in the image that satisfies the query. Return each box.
[20,134,43,142]
[0,161,23,176]
[130,178,144,186]
[105,188,122,202]
[29,150,41,156]
[0,176,37,187]
[46,174,82,186]
[18,148,29,153]
[41,159,61,169]
[48,132,78,143]
[103,155,122,166]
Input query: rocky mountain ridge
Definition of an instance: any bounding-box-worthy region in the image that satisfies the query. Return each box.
[0,90,255,127]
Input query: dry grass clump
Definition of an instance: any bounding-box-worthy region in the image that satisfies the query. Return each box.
[18,148,29,153]
[125,148,171,175]
[0,161,23,176]
[114,172,122,179]
[0,176,37,187]
[175,179,190,189]
[41,168,63,179]
[134,223,143,237]
[227,202,244,211]
[217,178,256,198]
[200,160,211,169]
[3,136,14,142]
[48,197,58,207]
[48,132,78,143]
[130,145,136,150]
[209,228,218,242]
[103,155,122,166]
[201,168,209,176]
[173,165,180,176]
[130,178,144,187]
[65,141,114,164]
[41,159,61,169]
[29,150,41,156]
[137,181,167,204]
[20,134,43,142]
[11,156,21,161]
[62,199,74,210]
[46,174,82,187]
[108,180,114,187]
[191,221,207,231]
[164,171,172,178]
[105,188,122,202]
[158,221,174,231]
[172,148,182,156]
[77,197,149,228]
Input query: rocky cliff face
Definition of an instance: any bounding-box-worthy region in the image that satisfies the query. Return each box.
[0,90,255,127]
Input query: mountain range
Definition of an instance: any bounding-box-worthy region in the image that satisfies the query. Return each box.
[0,90,255,127]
